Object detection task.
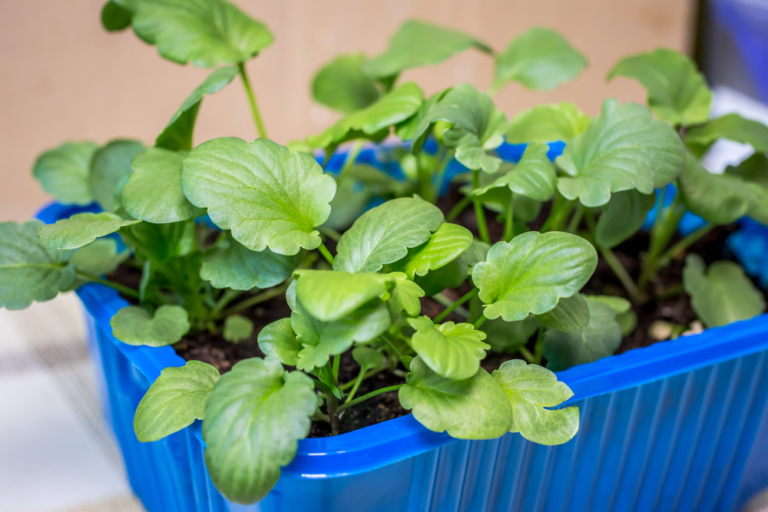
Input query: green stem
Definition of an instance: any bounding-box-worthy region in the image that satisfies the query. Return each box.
[337,385,404,413]
[77,271,140,299]
[472,169,491,244]
[212,289,243,316]
[317,225,341,242]
[446,196,472,222]
[638,192,686,292]
[656,224,714,268]
[339,365,387,391]
[381,333,408,366]
[487,81,504,97]
[656,283,685,300]
[504,195,514,242]
[332,355,340,381]
[222,283,289,316]
[519,346,535,363]
[326,392,341,435]
[238,62,268,139]
[345,366,369,403]
[434,288,479,323]
[566,204,584,233]
[473,316,486,329]
[600,246,641,303]
[312,411,331,424]
[317,242,335,265]
[433,292,470,318]
[337,140,364,182]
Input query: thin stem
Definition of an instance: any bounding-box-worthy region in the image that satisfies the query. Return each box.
[599,246,641,303]
[652,187,667,233]
[340,365,387,391]
[77,271,140,299]
[312,411,331,424]
[222,284,289,316]
[487,81,504,97]
[238,62,268,139]
[504,195,514,242]
[433,292,470,318]
[657,224,714,268]
[446,196,472,222]
[212,289,243,315]
[317,242,335,265]
[345,366,369,403]
[381,333,409,367]
[434,288,479,323]
[326,393,341,435]
[472,169,491,244]
[473,316,486,329]
[656,283,685,300]
[337,140,364,182]
[332,355,340,381]
[566,204,584,234]
[337,385,404,413]
[317,225,341,242]
[519,346,536,363]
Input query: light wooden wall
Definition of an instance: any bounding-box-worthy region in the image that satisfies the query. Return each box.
[0,0,695,221]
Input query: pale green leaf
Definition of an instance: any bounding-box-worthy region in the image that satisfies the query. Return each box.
[39,212,140,251]
[683,254,765,328]
[414,239,489,296]
[386,272,424,317]
[352,346,385,369]
[33,141,99,205]
[607,48,712,126]
[395,88,450,141]
[505,102,590,144]
[472,144,556,202]
[257,318,300,366]
[493,27,586,92]
[535,293,589,333]
[134,360,219,442]
[203,358,316,504]
[408,316,489,380]
[89,139,146,212]
[399,356,512,439]
[181,138,336,255]
[123,220,196,262]
[686,113,768,155]
[586,295,631,314]
[311,53,380,114]
[223,315,254,343]
[595,189,656,248]
[556,98,684,207]
[724,153,768,224]
[110,305,190,347]
[482,316,539,354]
[473,232,597,321]
[70,238,129,276]
[401,223,473,279]
[492,359,579,445]
[293,269,391,322]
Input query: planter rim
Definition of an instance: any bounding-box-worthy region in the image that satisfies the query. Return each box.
[37,201,768,480]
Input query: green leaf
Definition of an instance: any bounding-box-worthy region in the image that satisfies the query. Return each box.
[134,360,220,442]
[200,234,299,291]
[535,293,589,333]
[33,141,99,205]
[482,316,539,354]
[505,102,590,144]
[361,20,492,79]
[203,358,316,505]
[311,53,380,114]
[110,305,190,347]
[128,0,274,68]
[395,88,450,141]
[39,212,140,251]
[223,315,254,343]
[293,270,391,322]
[401,223,473,279]
[258,318,300,366]
[543,299,622,371]
[412,83,506,173]
[407,316,489,380]
[685,113,768,155]
[556,99,685,207]
[683,254,765,328]
[493,27,586,92]
[678,153,766,225]
[123,220,195,262]
[492,360,578,445]
[181,138,336,255]
[607,49,711,126]
[0,221,76,310]
[595,189,656,248]
[399,356,512,439]
[102,1,133,31]
[724,153,768,224]
[473,144,557,202]
[473,232,597,321]
[122,148,205,223]
[89,139,146,212]
[386,272,424,317]
[352,346,385,369]
[414,239,489,296]
[586,295,631,314]
[616,310,637,336]
[334,197,443,273]
[70,238,129,276]
[307,82,423,149]
[156,66,239,151]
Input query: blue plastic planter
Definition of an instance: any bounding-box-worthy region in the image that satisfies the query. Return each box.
[35,143,768,512]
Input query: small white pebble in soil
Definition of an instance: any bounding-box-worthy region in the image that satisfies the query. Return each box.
[650,320,674,341]
[681,320,705,337]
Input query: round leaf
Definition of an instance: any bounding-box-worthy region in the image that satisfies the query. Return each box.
[101,1,133,31]
[203,358,316,504]
[258,318,301,366]
[685,113,768,155]
[70,238,129,276]
[33,141,98,205]
[39,212,140,251]
[407,316,490,380]
[555,99,685,207]
[311,53,380,114]
[724,153,768,224]
[0,221,76,310]
[402,223,473,279]
[181,138,336,256]
[294,270,391,322]
[223,315,254,343]
[492,360,579,445]
[506,102,590,144]
[473,144,556,202]
[473,232,597,322]
[352,346,385,370]
[110,305,190,347]
[535,293,590,333]
[595,189,656,248]
[89,139,146,212]
[399,356,513,440]
[482,316,538,354]
[134,360,220,442]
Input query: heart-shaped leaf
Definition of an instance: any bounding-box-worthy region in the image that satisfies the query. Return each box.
[0,221,76,310]
[555,98,684,207]
[122,148,205,223]
[535,293,589,333]
[595,189,656,248]
[401,223,473,279]
[407,316,490,380]
[181,138,336,256]
[399,356,512,439]
[312,53,380,114]
[386,272,424,317]
[223,315,254,343]
[607,49,712,126]
[473,232,597,322]
[258,318,301,366]
[39,212,141,251]
[361,20,492,79]
[492,359,579,445]
[200,234,299,291]
[414,239,489,296]
[293,270,392,322]
[134,360,220,442]
[482,316,539,354]
[493,27,586,92]
[203,358,316,505]
[334,197,443,273]
[89,139,146,212]
[33,141,99,205]
[505,102,590,144]
[724,153,768,224]
[683,254,765,328]
[685,113,768,156]
[70,238,129,276]
[473,144,556,202]
[126,0,274,67]
[156,66,239,151]
[543,298,622,371]
[352,346,385,369]
[110,305,190,347]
